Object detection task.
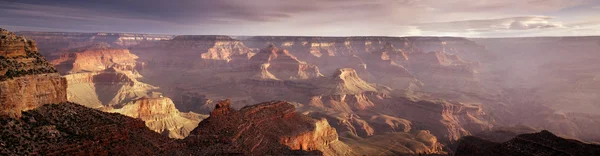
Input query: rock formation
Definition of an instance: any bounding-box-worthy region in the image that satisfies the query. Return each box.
[180,99,352,155]
[106,97,206,139]
[0,102,176,155]
[0,28,67,118]
[51,43,139,74]
[63,68,157,108]
[246,45,324,80]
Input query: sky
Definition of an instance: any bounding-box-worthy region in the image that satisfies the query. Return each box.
[0,0,599,37]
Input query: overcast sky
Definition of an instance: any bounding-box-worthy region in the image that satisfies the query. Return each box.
[1,0,599,37]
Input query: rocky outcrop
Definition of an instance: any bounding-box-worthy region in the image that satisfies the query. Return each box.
[51,43,139,74]
[181,100,351,155]
[307,68,384,112]
[374,98,494,142]
[0,102,175,155]
[0,28,67,118]
[455,130,600,156]
[107,97,206,139]
[246,45,324,80]
[63,69,157,108]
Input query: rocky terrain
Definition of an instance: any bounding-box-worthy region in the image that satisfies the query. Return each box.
[0,102,175,155]
[0,28,67,118]
[177,99,350,155]
[106,97,206,139]
[454,130,600,156]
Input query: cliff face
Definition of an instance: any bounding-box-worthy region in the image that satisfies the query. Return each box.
[0,28,67,118]
[249,45,324,80]
[51,43,139,74]
[107,97,206,139]
[182,100,351,155]
[64,69,156,108]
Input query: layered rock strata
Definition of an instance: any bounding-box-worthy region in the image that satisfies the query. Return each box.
[0,28,67,118]
[181,99,352,155]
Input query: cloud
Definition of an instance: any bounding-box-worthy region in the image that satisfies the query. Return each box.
[0,0,598,36]
[416,16,565,33]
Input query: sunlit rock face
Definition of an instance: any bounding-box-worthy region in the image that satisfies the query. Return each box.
[243,45,324,80]
[182,100,351,155]
[0,28,67,118]
[105,97,206,139]
[51,43,139,74]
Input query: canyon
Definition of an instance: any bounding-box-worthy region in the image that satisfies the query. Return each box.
[2,28,600,155]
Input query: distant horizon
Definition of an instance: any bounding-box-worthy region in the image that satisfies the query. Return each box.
[10,28,600,39]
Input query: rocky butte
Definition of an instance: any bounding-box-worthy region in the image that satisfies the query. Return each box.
[177,99,352,155]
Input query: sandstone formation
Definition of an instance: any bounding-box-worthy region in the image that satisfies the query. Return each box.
[106,97,206,139]
[246,45,323,80]
[51,43,139,74]
[455,130,600,156]
[63,68,157,108]
[0,28,67,118]
[180,99,352,155]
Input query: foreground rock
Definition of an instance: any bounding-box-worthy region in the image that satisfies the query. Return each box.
[179,99,352,155]
[455,130,600,156]
[0,28,67,118]
[0,102,174,155]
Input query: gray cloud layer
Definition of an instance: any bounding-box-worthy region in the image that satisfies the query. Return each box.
[0,0,599,37]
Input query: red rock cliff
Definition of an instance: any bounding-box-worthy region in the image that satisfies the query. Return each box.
[0,28,67,118]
